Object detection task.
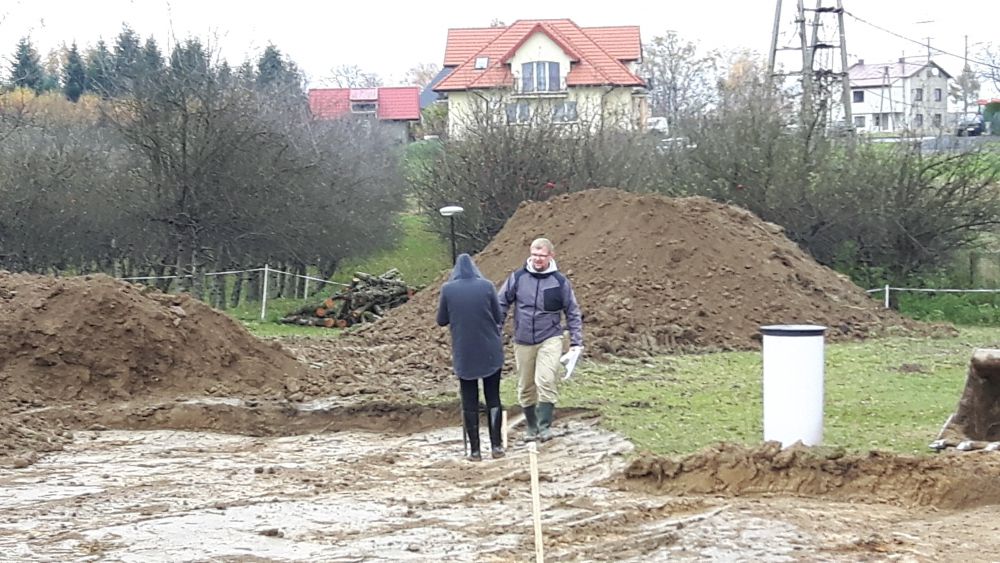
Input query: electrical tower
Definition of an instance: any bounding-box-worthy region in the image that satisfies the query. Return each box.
[768,0,853,132]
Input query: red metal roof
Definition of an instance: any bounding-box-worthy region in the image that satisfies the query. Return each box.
[307,87,420,121]
[435,19,644,92]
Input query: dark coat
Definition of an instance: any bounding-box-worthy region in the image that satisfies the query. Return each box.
[436,254,504,380]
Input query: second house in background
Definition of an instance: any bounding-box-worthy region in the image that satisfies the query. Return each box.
[846,59,951,134]
[433,19,648,139]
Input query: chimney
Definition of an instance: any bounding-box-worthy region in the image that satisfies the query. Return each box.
[898,57,905,64]
[858,59,864,65]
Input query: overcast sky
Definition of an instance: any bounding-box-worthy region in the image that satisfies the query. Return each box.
[0,0,995,96]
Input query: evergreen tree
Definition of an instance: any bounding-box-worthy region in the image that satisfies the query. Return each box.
[255,45,304,96]
[112,25,142,94]
[10,37,44,92]
[63,42,87,102]
[85,40,114,97]
[141,37,164,74]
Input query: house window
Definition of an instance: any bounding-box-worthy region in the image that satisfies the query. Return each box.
[852,90,864,103]
[934,88,942,102]
[913,88,923,101]
[474,57,489,70]
[351,102,377,113]
[552,101,578,122]
[874,114,882,129]
[505,102,531,124]
[933,113,942,126]
[521,61,561,92]
[914,113,924,127]
[853,115,865,128]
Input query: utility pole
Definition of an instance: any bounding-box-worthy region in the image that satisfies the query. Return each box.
[798,0,813,128]
[768,0,854,133]
[836,0,853,128]
[768,0,783,75]
[964,34,969,114]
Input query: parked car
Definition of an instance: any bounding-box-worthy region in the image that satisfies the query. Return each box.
[956,114,985,137]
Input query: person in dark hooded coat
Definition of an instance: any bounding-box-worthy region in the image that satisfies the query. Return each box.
[436,253,506,461]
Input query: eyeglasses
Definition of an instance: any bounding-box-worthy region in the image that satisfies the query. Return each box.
[530,253,550,258]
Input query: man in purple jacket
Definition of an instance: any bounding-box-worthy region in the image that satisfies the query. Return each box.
[498,238,584,442]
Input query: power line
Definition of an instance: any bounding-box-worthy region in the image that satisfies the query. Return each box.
[844,9,1000,72]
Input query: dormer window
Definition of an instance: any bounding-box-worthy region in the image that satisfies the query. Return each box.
[521,61,561,93]
[475,57,489,70]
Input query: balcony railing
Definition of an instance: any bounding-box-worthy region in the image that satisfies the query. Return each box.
[512,76,568,96]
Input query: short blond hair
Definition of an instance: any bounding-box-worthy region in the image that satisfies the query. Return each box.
[531,238,554,254]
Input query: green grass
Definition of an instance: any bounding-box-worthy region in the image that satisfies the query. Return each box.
[332,213,450,288]
[501,327,1000,456]
[223,213,449,335]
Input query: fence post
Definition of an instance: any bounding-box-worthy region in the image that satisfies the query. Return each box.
[260,265,270,321]
[884,284,890,309]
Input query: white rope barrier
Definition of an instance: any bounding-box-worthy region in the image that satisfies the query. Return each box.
[867,284,1000,308]
[115,265,357,321]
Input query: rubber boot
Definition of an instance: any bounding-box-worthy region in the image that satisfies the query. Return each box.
[522,405,539,442]
[488,407,505,458]
[537,402,555,442]
[463,410,482,461]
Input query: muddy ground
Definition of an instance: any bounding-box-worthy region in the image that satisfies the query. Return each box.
[4,401,1000,562]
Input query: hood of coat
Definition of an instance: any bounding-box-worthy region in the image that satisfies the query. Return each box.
[526,257,558,275]
[449,253,486,281]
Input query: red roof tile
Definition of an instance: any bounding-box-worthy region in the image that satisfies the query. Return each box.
[435,19,644,92]
[307,87,420,121]
[308,89,350,119]
[444,28,505,66]
[377,86,421,120]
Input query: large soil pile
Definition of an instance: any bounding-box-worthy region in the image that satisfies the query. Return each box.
[0,271,308,405]
[290,188,924,398]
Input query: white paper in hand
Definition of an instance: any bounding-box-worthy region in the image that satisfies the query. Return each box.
[559,346,582,380]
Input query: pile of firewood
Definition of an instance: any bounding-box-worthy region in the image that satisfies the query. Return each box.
[280,269,416,328]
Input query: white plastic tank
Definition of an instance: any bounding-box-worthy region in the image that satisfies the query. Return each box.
[760,324,827,447]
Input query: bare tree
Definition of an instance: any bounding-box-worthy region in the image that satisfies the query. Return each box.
[978,44,1000,94]
[640,31,720,124]
[323,64,382,88]
[403,62,439,88]
[951,63,981,114]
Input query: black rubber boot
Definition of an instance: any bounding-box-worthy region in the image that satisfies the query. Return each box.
[537,402,555,442]
[463,410,482,461]
[522,405,539,442]
[488,407,505,458]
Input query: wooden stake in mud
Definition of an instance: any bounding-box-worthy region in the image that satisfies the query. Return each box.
[528,442,544,562]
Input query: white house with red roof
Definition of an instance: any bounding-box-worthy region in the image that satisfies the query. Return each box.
[307,86,421,142]
[433,19,648,138]
[845,59,951,134]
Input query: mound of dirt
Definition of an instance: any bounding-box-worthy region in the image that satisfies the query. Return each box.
[292,188,926,398]
[0,271,308,405]
[622,441,1000,510]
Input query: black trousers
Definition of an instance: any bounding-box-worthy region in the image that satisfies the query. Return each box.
[459,369,502,411]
